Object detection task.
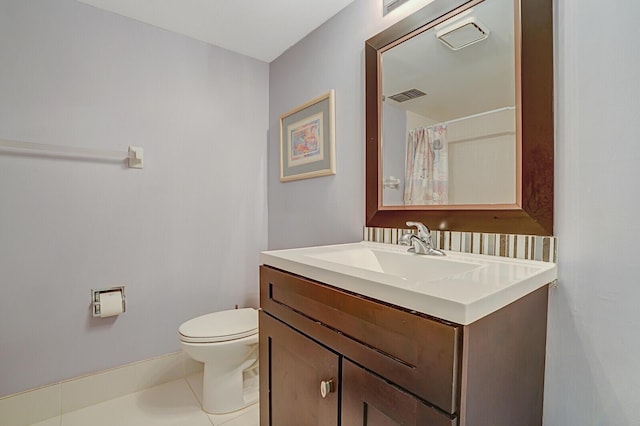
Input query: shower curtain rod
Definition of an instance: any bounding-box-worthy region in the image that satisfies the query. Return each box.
[434,106,516,127]
[0,138,144,168]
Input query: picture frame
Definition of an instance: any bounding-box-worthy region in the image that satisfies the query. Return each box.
[279,90,336,182]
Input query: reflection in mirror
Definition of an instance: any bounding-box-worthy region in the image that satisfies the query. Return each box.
[381,0,515,206]
[365,0,554,235]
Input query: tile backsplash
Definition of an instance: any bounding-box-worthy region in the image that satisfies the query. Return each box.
[364,227,557,263]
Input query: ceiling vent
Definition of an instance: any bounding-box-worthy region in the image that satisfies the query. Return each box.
[388,88,426,103]
[436,17,490,50]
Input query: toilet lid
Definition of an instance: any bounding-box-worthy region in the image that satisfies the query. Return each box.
[179,308,258,343]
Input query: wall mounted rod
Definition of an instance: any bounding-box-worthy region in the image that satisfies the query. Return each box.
[433,106,516,128]
[0,138,134,159]
[0,138,144,168]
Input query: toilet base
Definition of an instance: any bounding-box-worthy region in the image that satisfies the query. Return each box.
[202,358,258,414]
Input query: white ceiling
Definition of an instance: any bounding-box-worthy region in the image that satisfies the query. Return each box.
[75,0,357,63]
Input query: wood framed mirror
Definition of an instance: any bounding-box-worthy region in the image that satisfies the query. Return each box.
[365,0,553,235]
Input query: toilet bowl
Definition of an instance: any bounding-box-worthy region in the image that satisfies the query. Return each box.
[178,308,259,414]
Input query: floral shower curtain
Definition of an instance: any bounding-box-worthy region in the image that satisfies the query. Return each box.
[403,124,448,205]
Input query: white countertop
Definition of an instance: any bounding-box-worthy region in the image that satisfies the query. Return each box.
[260,241,557,325]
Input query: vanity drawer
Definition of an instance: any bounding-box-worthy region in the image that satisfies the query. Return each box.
[260,265,461,415]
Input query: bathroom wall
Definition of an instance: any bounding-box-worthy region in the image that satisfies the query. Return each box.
[268,0,436,250]
[545,1,640,424]
[446,109,515,204]
[269,0,640,424]
[0,0,268,398]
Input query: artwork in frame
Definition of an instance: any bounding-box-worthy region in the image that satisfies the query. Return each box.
[280,90,336,182]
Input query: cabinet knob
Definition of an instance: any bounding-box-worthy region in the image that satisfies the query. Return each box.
[320,379,334,398]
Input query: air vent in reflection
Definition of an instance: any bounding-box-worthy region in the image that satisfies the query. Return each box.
[388,89,426,103]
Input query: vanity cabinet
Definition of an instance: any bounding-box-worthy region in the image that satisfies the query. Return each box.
[259,265,549,425]
[261,312,339,425]
[341,360,455,425]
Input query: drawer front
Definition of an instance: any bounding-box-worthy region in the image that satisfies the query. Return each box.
[260,265,461,414]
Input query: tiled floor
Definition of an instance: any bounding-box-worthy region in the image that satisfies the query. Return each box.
[30,374,259,426]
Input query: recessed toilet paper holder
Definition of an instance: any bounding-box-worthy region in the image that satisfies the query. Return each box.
[91,286,126,317]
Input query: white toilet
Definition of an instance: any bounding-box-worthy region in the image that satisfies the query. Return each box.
[178,308,259,414]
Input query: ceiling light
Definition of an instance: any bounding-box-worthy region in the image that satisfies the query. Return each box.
[436,17,490,50]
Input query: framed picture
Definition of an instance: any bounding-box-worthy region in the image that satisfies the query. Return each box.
[280,90,336,182]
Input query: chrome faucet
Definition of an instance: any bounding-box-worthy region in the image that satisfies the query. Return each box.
[399,221,445,256]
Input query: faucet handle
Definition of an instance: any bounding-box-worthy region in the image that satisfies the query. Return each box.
[406,221,431,239]
[402,222,445,256]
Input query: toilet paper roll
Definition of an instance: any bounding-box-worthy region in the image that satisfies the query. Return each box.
[99,290,123,318]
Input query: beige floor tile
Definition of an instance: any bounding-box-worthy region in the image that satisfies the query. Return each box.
[29,417,61,426]
[219,404,259,426]
[189,370,259,426]
[61,379,211,426]
[207,402,258,426]
[185,372,204,404]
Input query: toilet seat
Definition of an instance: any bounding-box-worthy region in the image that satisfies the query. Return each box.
[178,308,258,343]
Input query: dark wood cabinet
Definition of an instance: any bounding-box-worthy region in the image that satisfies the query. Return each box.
[259,265,549,425]
[342,360,455,426]
[260,312,339,426]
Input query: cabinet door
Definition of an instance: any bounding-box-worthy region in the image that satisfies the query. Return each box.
[342,360,456,426]
[259,311,339,426]
[261,265,461,414]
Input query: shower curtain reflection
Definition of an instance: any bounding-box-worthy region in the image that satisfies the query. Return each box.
[403,125,448,205]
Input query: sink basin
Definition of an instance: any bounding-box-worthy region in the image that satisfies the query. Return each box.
[306,247,480,283]
[260,241,557,324]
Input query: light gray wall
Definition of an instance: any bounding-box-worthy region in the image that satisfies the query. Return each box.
[0,0,268,397]
[269,0,640,423]
[381,101,406,206]
[268,1,432,249]
[545,0,640,424]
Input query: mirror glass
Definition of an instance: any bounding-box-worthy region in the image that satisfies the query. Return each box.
[381,0,515,206]
[365,0,554,235]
